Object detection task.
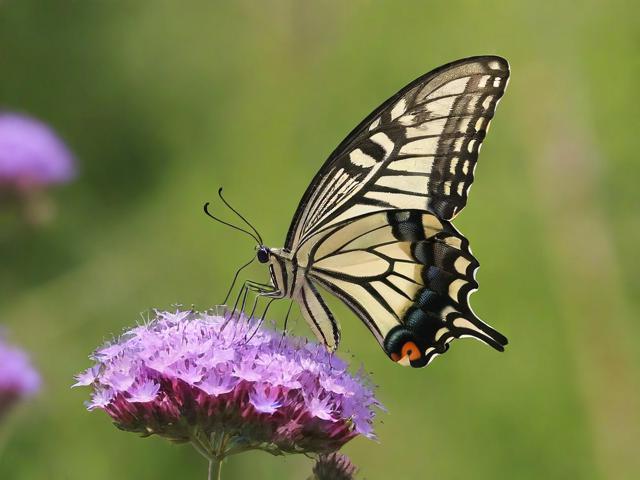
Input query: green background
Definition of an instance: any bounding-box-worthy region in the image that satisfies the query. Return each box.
[1,1,639,479]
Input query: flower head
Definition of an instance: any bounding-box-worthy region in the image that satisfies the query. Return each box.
[311,452,359,480]
[0,112,75,187]
[76,309,381,459]
[0,335,40,419]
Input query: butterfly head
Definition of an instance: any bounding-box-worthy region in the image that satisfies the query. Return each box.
[256,246,270,264]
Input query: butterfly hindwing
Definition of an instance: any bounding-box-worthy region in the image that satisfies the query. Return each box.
[303,210,507,367]
[286,56,509,251]
[296,280,341,352]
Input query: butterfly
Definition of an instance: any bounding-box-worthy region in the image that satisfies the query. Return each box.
[210,56,509,368]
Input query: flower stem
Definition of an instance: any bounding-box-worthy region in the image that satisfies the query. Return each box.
[208,457,222,480]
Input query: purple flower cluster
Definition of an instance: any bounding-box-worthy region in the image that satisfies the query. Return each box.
[0,112,75,187]
[0,335,40,419]
[75,310,381,458]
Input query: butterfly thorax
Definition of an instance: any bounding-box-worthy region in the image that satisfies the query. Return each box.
[264,248,303,299]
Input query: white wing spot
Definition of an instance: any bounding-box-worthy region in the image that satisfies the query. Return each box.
[434,328,448,342]
[493,77,502,88]
[349,148,377,168]
[482,96,494,110]
[461,160,469,175]
[477,75,491,88]
[474,117,486,132]
[369,117,381,131]
[454,256,471,274]
[457,117,472,133]
[449,157,459,174]
[444,235,463,249]
[467,139,477,153]
[370,132,395,157]
[456,182,465,196]
[448,279,467,301]
[488,60,502,70]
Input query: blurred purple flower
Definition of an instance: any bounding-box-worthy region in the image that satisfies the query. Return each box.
[0,335,40,419]
[0,112,75,187]
[75,309,381,466]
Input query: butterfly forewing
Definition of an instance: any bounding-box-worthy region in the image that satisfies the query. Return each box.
[285,56,509,251]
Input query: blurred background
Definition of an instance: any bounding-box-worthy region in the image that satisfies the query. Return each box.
[1,1,639,478]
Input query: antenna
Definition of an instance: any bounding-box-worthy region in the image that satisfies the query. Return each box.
[217,188,263,245]
[203,202,261,244]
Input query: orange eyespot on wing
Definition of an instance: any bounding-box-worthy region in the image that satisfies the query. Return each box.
[401,341,422,361]
[390,341,423,364]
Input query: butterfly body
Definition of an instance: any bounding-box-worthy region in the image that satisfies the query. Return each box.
[252,56,510,368]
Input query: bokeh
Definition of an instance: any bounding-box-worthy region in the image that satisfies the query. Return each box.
[1,1,639,479]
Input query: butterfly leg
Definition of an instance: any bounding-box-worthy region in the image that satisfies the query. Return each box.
[243,298,276,344]
[223,278,282,333]
[225,280,275,318]
[277,300,295,349]
[225,281,248,321]
[247,293,260,321]
[221,256,256,305]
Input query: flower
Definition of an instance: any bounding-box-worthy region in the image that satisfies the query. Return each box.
[75,309,381,465]
[0,335,40,420]
[0,112,75,187]
[310,452,359,480]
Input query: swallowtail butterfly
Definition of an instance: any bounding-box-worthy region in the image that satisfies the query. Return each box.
[217,56,509,368]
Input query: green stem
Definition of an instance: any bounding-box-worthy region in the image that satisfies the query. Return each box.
[208,457,222,480]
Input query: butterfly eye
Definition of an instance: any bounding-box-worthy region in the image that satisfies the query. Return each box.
[257,247,269,264]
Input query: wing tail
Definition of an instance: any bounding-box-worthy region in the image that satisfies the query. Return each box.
[452,312,508,351]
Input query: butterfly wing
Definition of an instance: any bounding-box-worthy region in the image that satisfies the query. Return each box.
[295,280,340,352]
[285,56,509,251]
[296,210,507,367]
